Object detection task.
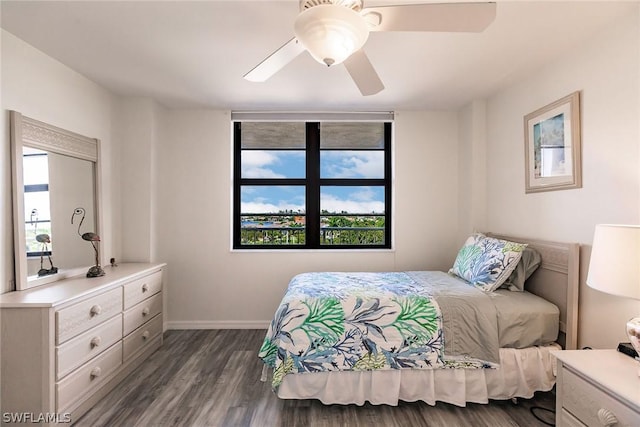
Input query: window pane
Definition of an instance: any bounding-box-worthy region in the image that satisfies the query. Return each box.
[320,122,385,149]
[24,192,51,222]
[240,186,305,245]
[320,150,384,179]
[241,122,305,149]
[320,186,385,245]
[241,150,305,178]
[320,186,385,246]
[23,150,49,186]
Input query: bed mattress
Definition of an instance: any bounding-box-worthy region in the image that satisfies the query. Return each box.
[403,271,559,353]
[490,289,559,348]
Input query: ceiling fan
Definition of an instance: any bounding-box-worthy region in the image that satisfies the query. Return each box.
[244,1,497,96]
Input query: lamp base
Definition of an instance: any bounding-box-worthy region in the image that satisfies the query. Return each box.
[617,342,638,358]
[625,317,640,376]
[87,265,106,278]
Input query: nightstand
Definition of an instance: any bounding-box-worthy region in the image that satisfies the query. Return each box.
[553,350,640,426]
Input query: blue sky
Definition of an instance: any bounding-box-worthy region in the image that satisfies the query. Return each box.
[241,150,385,214]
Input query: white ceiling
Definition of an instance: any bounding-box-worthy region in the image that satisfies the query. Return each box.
[1,1,636,110]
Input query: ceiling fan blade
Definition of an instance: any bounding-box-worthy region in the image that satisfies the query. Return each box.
[364,2,497,33]
[244,37,305,82]
[343,49,384,96]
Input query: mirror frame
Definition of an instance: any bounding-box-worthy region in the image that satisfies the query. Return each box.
[10,110,103,291]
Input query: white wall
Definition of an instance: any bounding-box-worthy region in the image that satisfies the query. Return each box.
[112,97,162,264]
[155,110,461,327]
[482,11,640,349]
[0,30,118,293]
[458,100,488,242]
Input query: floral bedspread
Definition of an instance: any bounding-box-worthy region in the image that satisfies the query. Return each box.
[259,272,494,388]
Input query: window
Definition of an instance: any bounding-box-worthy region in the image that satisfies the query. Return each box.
[23,147,53,256]
[233,119,392,249]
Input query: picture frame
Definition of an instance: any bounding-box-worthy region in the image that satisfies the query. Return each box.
[524,91,582,193]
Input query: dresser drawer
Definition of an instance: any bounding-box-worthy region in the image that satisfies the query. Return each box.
[56,287,123,344]
[562,368,640,426]
[123,270,162,309]
[56,341,122,411]
[560,408,586,427]
[56,314,122,380]
[123,292,162,336]
[123,314,163,361]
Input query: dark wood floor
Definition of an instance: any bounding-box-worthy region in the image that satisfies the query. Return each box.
[75,329,557,427]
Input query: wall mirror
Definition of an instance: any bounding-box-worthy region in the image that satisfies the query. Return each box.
[10,111,102,291]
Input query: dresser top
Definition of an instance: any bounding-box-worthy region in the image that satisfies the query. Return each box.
[0,263,166,308]
[553,349,640,410]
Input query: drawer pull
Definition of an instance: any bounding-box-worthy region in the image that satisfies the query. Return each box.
[90,367,102,379]
[90,305,102,316]
[597,408,618,426]
[142,283,149,293]
[142,331,150,341]
[142,307,150,317]
[90,336,102,348]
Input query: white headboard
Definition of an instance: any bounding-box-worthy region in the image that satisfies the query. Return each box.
[488,233,580,350]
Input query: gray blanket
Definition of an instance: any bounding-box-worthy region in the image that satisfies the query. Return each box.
[407,271,500,364]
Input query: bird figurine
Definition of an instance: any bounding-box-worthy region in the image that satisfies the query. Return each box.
[36,233,58,277]
[71,207,105,277]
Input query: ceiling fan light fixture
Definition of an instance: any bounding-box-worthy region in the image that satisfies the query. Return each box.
[294,4,369,67]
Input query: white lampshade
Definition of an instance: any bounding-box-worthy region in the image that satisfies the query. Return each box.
[587,224,640,300]
[294,4,369,67]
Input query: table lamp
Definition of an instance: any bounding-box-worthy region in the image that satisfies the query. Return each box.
[586,224,640,369]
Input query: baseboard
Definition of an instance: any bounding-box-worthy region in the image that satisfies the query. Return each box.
[166,320,270,330]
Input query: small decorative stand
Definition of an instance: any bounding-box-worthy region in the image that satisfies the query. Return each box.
[36,234,58,277]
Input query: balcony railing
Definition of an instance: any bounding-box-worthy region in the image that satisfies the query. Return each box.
[240,226,385,246]
[321,227,385,245]
[240,227,305,245]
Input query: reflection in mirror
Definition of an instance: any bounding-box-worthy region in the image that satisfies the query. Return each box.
[23,148,58,277]
[23,148,96,277]
[11,111,102,291]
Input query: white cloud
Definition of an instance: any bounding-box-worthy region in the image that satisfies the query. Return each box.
[321,191,384,214]
[241,201,305,214]
[241,151,284,178]
[322,151,384,178]
[241,150,305,178]
[241,186,305,214]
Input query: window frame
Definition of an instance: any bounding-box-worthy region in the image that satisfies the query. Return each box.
[233,120,392,250]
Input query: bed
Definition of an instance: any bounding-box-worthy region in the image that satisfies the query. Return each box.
[259,233,579,406]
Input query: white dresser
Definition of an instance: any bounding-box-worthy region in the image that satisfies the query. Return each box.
[554,350,640,426]
[0,263,165,425]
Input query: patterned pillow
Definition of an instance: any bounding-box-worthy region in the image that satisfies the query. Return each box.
[449,233,528,292]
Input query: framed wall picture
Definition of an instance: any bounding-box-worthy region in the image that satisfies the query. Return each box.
[524,91,582,193]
